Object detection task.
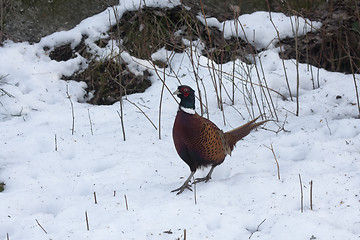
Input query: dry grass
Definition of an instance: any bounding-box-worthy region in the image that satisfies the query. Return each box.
[0,0,16,43]
[0,181,5,192]
[39,1,359,119]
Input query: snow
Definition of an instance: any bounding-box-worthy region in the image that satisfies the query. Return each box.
[199,11,322,49]
[1,0,360,239]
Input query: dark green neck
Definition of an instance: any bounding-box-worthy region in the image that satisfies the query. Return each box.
[179,99,195,109]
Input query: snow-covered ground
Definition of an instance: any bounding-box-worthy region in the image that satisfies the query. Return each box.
[1,0,359,239]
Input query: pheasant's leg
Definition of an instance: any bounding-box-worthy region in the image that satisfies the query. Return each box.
[194,165,216,184]
[171,171,195,195]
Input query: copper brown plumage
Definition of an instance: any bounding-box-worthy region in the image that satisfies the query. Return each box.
[172,85,268,194]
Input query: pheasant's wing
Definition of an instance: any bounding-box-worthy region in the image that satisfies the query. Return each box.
[188,115,226,165]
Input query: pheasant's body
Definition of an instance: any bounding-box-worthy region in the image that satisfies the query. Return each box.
[173,110,227,171]
[172,85,267,194]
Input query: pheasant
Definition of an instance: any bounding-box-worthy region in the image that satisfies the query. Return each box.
[172,85,268,194]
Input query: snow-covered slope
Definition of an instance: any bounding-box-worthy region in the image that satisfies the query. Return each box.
[0,0,359,239]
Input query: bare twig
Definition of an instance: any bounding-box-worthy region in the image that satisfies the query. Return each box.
[290,16,301,116]
[66,85,75,135]
[193,178,197,205]
[0,0,3,42]
[264,144,280,180]
[112,6,126,141]
[85,211,90,231]
[93,192,97,204]
[0,87,14,98]
[126,98,157,130]
[87,108,94,135]
[266,0,292,101]
[181,43,209,118]
[35,219,48,234]
[299,174,304,213]
[151,62,179,104]
[325,118,332,135]
[309,180,313,210]
[159,63,166,140]
[199,62,288,100]
[117,110,126,141]
[344,34,360,116]
[236,21,264,118]
[184,229,187,240]
[187,38,204,116]
[199,0,224,113]
[248,218,266,239]
[54,134,58,151]
[230,4,240,105]
[124,194,129,210]
[199,0,212,48]
[257,54,279,120]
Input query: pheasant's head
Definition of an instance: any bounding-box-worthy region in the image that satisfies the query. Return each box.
[173,85,195,111]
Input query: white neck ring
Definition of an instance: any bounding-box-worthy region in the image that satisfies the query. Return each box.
[180,106,195,114]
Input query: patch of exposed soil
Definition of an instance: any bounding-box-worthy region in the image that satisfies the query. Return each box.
[46,35,90,62]
[1,0,118,43]
[62,58,151,105]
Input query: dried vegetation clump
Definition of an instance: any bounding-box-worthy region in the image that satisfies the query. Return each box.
[46,0,359,105]
[280,0,360,74]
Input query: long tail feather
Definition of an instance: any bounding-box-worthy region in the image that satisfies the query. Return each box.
[224,116,268,152]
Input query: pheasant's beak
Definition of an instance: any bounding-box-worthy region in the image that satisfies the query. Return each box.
[173,89,180,95]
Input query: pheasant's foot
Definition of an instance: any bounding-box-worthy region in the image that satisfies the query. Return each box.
[194,175,211,184]
[171,183,192,195]
[194,166,215,184]
[171,171,195,195]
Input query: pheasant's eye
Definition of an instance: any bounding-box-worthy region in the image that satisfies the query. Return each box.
[182,87,190,97]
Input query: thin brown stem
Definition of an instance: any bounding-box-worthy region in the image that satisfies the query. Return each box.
[54,134,58,152]
[310,180,313,210]
[230,4,240,105]
[299,174,304,213]
[85,211,90,231]
[264,144,280,180]
[158,61,166,140]
[290,16,301,116]
[66,85,75,135]
[35,219,48,234]
[193,180,197,205]
[124,194,129,210]
[200,63,287,100]
[266,0,292,101]
[248,219,266,239]
[344,34,360,116]
[188,39,204,116]
[93,192,97,204]
[113,6,126,141]
[117,110,126,141]
[87,109,94,135]
[151,62,179,104]
[126,99,157,130]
